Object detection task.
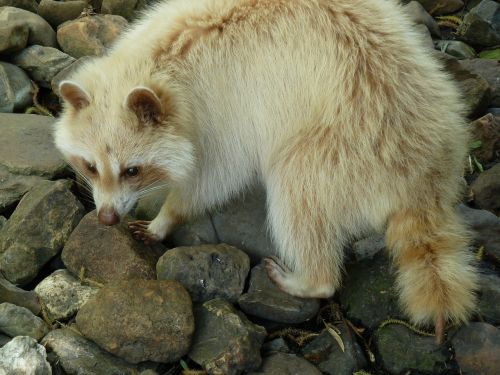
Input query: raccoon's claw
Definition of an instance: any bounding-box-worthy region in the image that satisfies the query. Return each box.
[434,314,445,345]
[128,221,159,245]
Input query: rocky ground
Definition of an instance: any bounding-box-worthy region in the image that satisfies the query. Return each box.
[0,0,500,374]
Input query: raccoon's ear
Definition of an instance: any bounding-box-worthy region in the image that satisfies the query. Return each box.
[125,87,164,125]
[59,81,90,110]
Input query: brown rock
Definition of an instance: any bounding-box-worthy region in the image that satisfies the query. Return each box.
[469,114,500,163]
[415,0,464,15]
[0,275,40,315]
[38,0,88,28]
[0,0,38,13]
[470,163,500,215]
[460,58,500,107]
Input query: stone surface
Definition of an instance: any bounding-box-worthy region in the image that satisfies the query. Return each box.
[42,328,142,375]
[35,269,99,322]
[478,273,500,323]
[452,322,500,375]
[376,324,448,374]
[0,6,57,48]
[101,0,147,20]
[435,40,476,59]
[51,56,92,97]
[0,179,84,285]
[0,0,38,13]
[469,114,500,163]
[350,233,385,261]
[0,114,67,178]
[0,334,9,347]
[247,353,322,375]
[238,262,320,324]
[0,22,28,54]
[0,62,33,113]
[0,166,45,214]
[57,14,128,58]
[0,303,49,341]
[171,214,219,247]
[404,1,441,37]
[470,162,500,215]
[0,336,51,375]
[189,298,267,375]
[460,58,500,107]
[76,279,194,364]
[0,274,40,315]
[301,323,367,375]
[458,0,500,47]
[12,45,75,88]
[415,0,464,15]
[38,0,88,27]
[62,211,161,284]
[0,217,5,231]
[157,243,250,303]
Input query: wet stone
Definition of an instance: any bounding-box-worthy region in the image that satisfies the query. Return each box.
[470,162,500,215]
[458,0,500,47]
[0,303,49,341]
[37,0,88,27]
[157,243,250,303]
[0,274,41,315]
[238,262,320,324]
[0,62,33,113]
[0,336,51,375]
[477,273,500,323]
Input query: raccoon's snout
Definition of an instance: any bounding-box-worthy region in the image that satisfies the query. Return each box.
[98,207,120,225]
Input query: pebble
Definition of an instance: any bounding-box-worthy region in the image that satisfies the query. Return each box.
[247,352,322,375]
[37,0,88,27]
[470,163,500,215]
[0,336,51,375]
[0,274,41,314]
[0,62,33,113]
[458,0,500,47]
[0,303,49,341]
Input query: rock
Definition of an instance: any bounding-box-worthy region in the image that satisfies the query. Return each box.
[0,62,33,113]
[435,40,476,59]
[0,336,51,375]
[458,0,500,47]
[42,328,142,375]
[170,214,219,246]
[62,211,161,284]
[157,243,250,303]
[376,324,448,374]
[301,323,367,375]
[0,114,67,178]
[238,262,320,324]
[0,303,49,340]
[0,179,84,285]
[480,48,500,59]
[339,254,402,329]
[0,274,41,315]
[0,217,5,231]
[460,58,500,107]
[0,166,45,214]
[101,0,147,21]
[477,273,500,323]
[261,338,290,355]
[349,233,385,261]
[212,186,276,263]
[469,114,500,163]
[247,353,322,375]
[189,298,267,375]
[470,163,500,215]
[0,6,57,48]
[0,22,28,54]
[34,269,99,322]
[11,45,75,88]
[57,14,128,58]
[404,1,442,37]
[37,0,88,27]
[452,322,500,375]
[51,56,92,97]
[76,279,194,364]
[415,0,464,15]
[0,334,9,347]
[0,0,38,13]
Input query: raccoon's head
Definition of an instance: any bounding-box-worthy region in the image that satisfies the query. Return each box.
[54,80,195,225]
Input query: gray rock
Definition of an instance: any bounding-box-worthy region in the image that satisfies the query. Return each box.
[171,214,219,246]
[0,166,46,214]
[189,298,266,375]
[0,303,49,340]
[57,14,128,58]
[0,22,28,54]
[414,0,464,15]
[404,1,442,37]
[62,211,161,284]
[0,180,84,285]
[0,334,9,347]
[376,324,448,374]
[301,323,367,375]
[460,58,500,107]
[452,322,500,375]
[76,279,194,364]
[350,233,385,261]
[101,0,147,21]
[157,243,250,303]
[0,114,67,178]
[51,56,92,97]
[478,273,500,323]
[435,40,476,59]
[458,0,500,47]
[0,62,33,113]
[37,0,88,27]
[0,0,38,13]
[12,45,75,88]
[261,338,290,355]
[0,336,51,375]
[247,353,322,375]
[0,216,5,231]
[42,328,142,375]
[0,6,57,48]
[238,263,320,324]
[0,274,41,315]
[34,269,99,322]
[470,162,500,215]
[134,189,165,220]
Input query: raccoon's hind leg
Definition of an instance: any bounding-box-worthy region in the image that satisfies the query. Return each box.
[386,207,478,343]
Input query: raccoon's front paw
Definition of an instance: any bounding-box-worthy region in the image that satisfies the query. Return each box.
[128,220,162,245]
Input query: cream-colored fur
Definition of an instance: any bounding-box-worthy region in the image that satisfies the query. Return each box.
[54,0,477,336]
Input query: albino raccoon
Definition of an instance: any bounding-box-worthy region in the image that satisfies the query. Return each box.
[54,0,477,342]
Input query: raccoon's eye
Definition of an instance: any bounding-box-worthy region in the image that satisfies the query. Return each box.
[85,162,97,174]
[125,166,139,177]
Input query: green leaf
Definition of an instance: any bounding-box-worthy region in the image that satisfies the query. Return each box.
[469,140,482,150]
[180,359,189,370]
[473,156,484,172]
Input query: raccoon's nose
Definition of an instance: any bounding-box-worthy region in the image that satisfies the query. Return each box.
[98,208,120,225]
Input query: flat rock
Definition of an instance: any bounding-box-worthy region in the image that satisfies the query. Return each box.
[0,166,45,214]
[0,336,51,375]
[0,6,56,48]
[0,303,49,341]
[247,353,322,375]
[62,210,161,284]
[0,22,28,54]
[238,262,320,324]
[57,14,128,58]
[157,243,250,303]
[0,0,38,12]
[376,324,448,374]
[42,328,142,375]
[469,114,500,163]
[452,322,500,375]
[435,40,476,59]
[0,179,84,285]
[458,0,500,47]
[76,279,194,364]
[477,273,500,323]
[0,274,40,314]
[0,114,67,178]
[470,162,500,215]
[12,45,75,88]
[35,269,99,322]
[189,298,267,375]
[38,0,88,27]
[0,62,33,113]
[460,58,500,107]
[415,0,464,15]
[51,56,92,97]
